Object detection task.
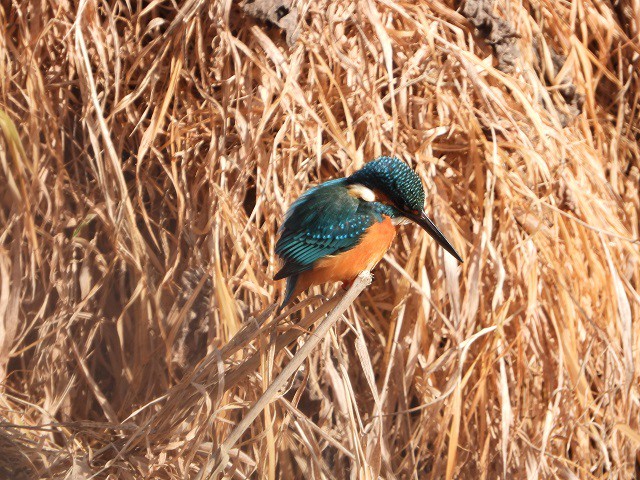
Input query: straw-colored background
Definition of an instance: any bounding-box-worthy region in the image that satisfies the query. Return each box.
[1,0,639,477]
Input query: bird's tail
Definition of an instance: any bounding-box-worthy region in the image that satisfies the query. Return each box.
[277,275,299,314]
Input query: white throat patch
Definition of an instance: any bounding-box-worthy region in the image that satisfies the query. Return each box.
[392,216,411,226]
[348,184,376,202]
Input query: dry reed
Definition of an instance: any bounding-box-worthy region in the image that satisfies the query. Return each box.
[0,0,639,478]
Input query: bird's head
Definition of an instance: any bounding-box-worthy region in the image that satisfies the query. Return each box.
[346,156,463,262]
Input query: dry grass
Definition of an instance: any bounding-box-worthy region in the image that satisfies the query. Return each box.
[0,0,639,478]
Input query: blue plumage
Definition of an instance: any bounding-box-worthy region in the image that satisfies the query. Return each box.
[348,156,425,212]
[274,178,388,280]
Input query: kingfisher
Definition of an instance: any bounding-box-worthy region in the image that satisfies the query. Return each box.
[274,156,463,311]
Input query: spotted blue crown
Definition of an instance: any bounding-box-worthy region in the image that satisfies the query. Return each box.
[347,156,425,212]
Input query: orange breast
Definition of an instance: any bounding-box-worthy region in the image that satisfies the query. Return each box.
[293,215,396,296]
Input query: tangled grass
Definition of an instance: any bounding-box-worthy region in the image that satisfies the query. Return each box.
[0,0,639,477]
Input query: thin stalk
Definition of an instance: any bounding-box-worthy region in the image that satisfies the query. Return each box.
[197,271,373,480]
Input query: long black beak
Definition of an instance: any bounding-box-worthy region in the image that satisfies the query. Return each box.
[409,210,463,262]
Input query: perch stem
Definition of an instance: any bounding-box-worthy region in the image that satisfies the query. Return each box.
[197,271,373,480]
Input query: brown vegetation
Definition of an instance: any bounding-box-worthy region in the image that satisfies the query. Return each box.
[0,0,639,477]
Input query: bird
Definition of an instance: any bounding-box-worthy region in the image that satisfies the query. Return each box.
[274,156,462,312]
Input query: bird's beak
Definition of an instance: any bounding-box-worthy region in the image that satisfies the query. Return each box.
[408,210,463,263]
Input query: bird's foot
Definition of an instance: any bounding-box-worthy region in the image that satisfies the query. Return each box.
[341,272,374,291]
[340,280,352,291]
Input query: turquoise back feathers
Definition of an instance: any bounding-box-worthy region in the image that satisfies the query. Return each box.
[274,179,380,280]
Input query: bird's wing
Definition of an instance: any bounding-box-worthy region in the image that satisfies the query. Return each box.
[274,180,377,280]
